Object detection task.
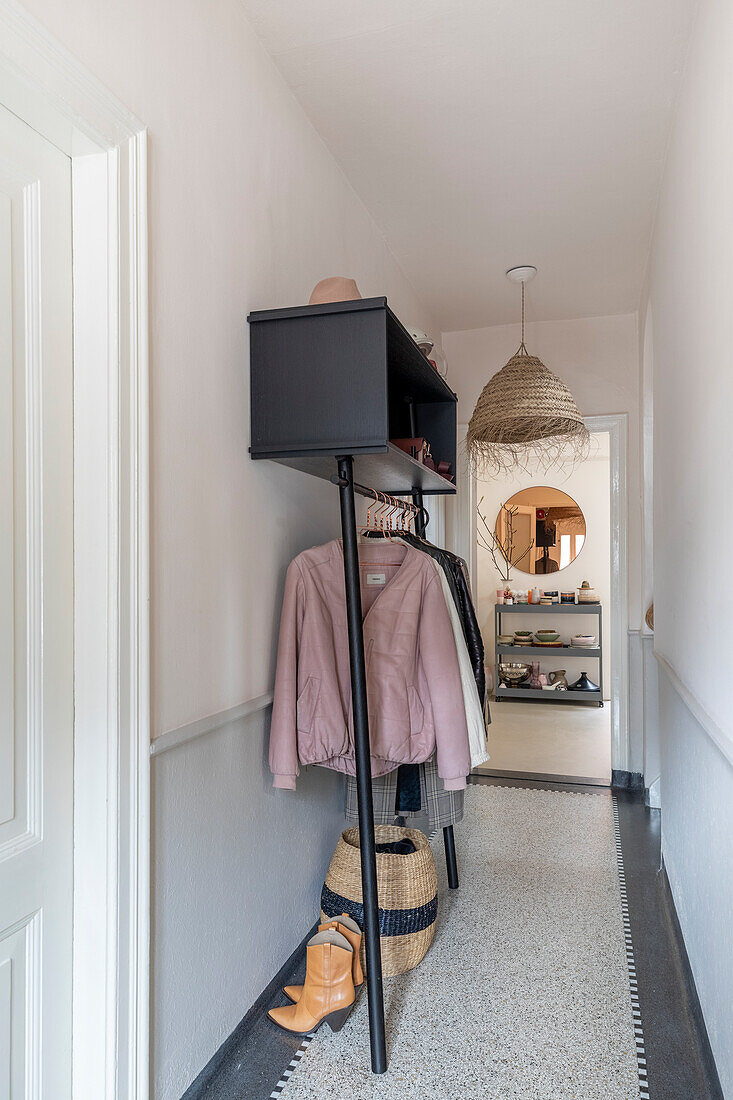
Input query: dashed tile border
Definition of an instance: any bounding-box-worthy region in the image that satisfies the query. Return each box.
[613,796,650,1100]
[269,1032,315,1098]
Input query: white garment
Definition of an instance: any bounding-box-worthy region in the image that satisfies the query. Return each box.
[428,557,490,769]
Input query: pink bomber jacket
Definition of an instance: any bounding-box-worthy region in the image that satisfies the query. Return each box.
[269,539,470,790]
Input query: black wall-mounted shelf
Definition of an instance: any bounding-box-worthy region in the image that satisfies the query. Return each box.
[248,296,457,495]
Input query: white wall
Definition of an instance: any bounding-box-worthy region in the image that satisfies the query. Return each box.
[645,0,733,1091]
[17,1,437,1096]
[476,434,611,696]
[19,0,437,735]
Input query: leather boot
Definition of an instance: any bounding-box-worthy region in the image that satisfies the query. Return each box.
[284,914,364,1003]
[268,930,355,1036]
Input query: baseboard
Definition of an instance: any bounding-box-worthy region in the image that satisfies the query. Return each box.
[476,767,609,788]
[180,919,319,1099]
[611,769,644,791]
[644,779,661,809]
[659,861,725,1100]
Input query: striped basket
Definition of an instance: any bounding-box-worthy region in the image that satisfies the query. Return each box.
[321,825,438,977]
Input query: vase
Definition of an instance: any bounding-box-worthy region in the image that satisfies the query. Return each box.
[529,662,542,689]
[569,671,600,693]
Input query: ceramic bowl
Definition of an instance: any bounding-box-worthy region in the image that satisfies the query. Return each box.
[536,629,558,637]
[514,630,533,638]
[497,635,514,645]
[535,632,559,643]
[498,662,531,684]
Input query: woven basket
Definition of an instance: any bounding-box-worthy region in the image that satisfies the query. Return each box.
[321,825,438,977]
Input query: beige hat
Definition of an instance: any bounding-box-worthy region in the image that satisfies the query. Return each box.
[308,277,362,305]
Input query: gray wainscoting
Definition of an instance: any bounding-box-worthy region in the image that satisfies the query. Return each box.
[151,702,344,1100]
[657,668,733,1099]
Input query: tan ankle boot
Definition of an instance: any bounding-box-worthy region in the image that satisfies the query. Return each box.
[283,914,364,1003]
[268,929,355,1036]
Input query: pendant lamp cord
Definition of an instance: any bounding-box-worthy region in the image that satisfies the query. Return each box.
[518,279,528,356]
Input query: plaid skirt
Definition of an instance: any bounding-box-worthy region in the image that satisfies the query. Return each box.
[344,756,464,831]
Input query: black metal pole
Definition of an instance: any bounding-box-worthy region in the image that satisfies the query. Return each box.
[443,826,459,889]
[337,455,387,1074]
[412,486,460,891]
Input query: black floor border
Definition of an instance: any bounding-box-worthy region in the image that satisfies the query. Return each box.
[180,920,318,1100]
[613,797,650,1098]
[476,766,609,787]
[268,1034,316,1099]
[615,792,724,1100]
[659,861,725,1099]
[470,772,608,796]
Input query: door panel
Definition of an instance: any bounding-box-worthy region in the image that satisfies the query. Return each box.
[0,102,73,1099]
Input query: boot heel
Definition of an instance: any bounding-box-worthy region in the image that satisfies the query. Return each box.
[325,1003,354,1032]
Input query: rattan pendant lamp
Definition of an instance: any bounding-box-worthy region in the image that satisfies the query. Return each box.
[467,266,590,473]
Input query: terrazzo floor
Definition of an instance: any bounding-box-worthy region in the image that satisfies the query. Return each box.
[275,783,640,1099]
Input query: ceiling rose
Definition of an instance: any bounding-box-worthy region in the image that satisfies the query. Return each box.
[467,267,590,473]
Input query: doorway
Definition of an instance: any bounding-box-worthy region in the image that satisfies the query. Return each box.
[0,6,150,1097]
[450,415,629,785]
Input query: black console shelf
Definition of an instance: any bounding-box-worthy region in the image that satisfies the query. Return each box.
[248,296,457,492]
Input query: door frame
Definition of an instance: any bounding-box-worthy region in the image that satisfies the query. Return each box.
[0,4,150,1098]
[452,413,629,775]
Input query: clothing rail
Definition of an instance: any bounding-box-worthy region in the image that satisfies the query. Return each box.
[329,473,430,531]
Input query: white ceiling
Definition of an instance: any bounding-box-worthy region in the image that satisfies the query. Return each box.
[241,0,697,331]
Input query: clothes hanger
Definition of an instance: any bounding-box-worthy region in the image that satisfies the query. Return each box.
[358,492,375,540]
[362,492,409,561]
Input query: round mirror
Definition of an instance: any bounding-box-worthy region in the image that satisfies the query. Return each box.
[495,487,586,575]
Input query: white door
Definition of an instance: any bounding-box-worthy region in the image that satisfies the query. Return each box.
[0,103,73,1098]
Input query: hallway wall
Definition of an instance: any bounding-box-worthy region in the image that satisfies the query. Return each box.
[646,0,733,1091]
[16,0,436,1096]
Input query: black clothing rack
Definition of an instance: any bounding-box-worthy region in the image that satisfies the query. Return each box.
[332,466,460,1074]
[336,456,387,1072]
[248,296,460,1076]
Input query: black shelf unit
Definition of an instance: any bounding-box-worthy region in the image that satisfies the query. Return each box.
[494,603,603,707]
[249,296,457,491]
[248,297,458,1075]
[495,687,602,704]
